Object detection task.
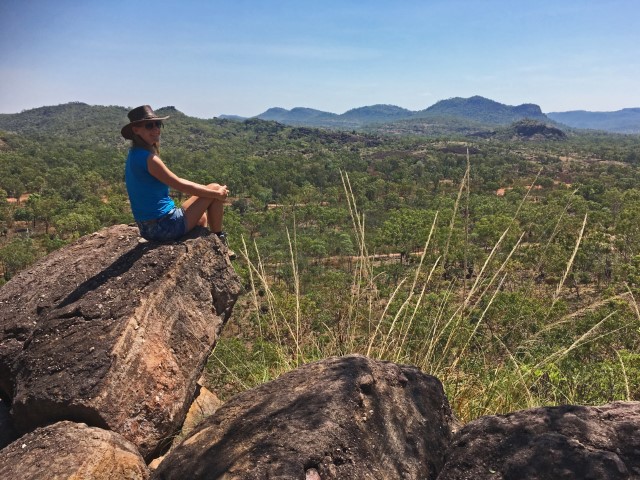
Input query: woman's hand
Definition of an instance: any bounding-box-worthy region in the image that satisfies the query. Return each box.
[208,183,229,199]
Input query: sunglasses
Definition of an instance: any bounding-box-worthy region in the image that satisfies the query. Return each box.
[143,121,163,130]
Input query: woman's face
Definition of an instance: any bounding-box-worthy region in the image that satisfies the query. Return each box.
[132,120,163,145]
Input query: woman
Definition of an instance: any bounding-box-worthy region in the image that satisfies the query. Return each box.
[121,105,234,257]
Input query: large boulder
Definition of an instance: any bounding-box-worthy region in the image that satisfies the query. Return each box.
[152,355,458,480]
[0,224,241,459]
[0,421,149,479]
[437,401,640,480]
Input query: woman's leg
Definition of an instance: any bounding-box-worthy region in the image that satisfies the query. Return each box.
[182,184,225,233]
[207,198,224,232]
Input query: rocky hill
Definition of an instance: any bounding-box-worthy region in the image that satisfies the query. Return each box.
[257,107,338,125]
[470,119,567,141]
[417,96,548,124]
[0,102,128,138]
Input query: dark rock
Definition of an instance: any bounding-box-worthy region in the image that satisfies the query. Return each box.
[152,354,458,480]
[0,420,149,479]
[0,224,241,459]
[0,398,17,449]
[437,401,640,480]
[511,119,566,140]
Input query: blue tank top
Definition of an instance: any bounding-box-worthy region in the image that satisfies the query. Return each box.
[125,147,175,221]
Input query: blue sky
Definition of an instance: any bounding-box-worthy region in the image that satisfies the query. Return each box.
[1,0,638,118]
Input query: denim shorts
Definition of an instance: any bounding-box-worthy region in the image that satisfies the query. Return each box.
[137,207,188,242]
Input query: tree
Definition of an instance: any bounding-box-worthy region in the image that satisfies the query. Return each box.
[0,238,37,280]
[379,209,434,263]
[25,193,65,234]
[0,188,9,223]
[53,212,100,239]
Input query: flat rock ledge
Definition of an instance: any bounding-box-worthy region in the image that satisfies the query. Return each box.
[152,354,458,480]
[437,401,640,480]
[0,224,241,459]
[0,421,149,480]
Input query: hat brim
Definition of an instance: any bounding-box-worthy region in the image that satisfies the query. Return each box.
[121,115,170,140]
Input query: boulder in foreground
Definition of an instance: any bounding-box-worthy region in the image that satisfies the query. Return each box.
[437,401,640,480]
[153,354,458,480]
[0,421,149,480]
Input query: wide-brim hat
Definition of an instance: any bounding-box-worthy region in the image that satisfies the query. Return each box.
[121,105,170,140]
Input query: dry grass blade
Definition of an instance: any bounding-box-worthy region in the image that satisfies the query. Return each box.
[451,274,507,371]
[285,226,303,365]
[396,256,442,363]
[553,212,588,304]
[533,291,632,337]
[379,214,439,359]
[615,349,631,401]
[443,158,469,264]
[421,280,456,371]
[491,334,535,407]
[535,311,618,369]
[366,278,407,357]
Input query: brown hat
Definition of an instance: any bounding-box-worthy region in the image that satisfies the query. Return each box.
[121,105,170,140]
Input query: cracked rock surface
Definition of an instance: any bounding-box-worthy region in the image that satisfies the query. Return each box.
[0,224,241,459]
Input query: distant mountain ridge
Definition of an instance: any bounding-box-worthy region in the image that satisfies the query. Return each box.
[222,96,640,134]
[251,96,549,129]
[244,96,556,133]
[547,108,640,134]
[256,104,415,126]
[2,98,637,139]
[258,107,338,124]
[420,96,547,124]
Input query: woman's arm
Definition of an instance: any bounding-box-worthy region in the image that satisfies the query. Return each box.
[147,154,228,199]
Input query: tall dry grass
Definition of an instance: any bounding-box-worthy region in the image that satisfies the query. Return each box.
[209,154,640,422]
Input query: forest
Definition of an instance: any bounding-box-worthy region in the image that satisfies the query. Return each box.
[1,102,640,422]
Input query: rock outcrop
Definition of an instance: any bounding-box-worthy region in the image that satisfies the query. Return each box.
[0,224,241,459]
[152,355,458,480]
[437,401,640,480]
[0,421,149,480]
